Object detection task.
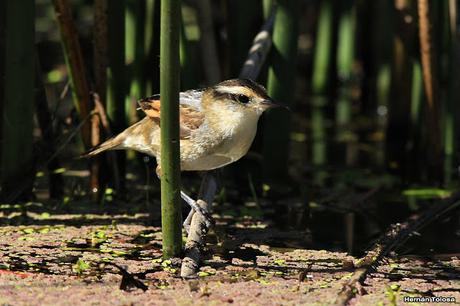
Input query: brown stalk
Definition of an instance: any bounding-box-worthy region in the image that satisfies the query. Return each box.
[90,107,102,198]
[52,0,92,149]
[53,0,112,198]
[91,92,121,190]
[417,0,443,180]
[386,0,416,178]
[91,0,110,199]
[94,0,108,102]
[417,0,436,108]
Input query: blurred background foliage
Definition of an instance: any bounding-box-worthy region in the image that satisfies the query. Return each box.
[1,0,460,254]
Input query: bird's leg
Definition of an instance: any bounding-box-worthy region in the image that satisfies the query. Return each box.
[183,208,195,233]
[180,190,213,229]
[156,165,213,230]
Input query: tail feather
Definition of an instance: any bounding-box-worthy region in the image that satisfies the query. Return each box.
[81,117,155,158]
[81,136,124,158]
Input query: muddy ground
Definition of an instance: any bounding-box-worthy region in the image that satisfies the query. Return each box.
[0,200,459,306]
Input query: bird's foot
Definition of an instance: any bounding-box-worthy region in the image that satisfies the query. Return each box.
[183,209,194,234]
[180,191,214,230]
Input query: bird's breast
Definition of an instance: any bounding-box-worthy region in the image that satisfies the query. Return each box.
[214,119,258,160]
[180,117,259,171]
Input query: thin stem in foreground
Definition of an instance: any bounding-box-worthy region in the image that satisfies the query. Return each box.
[160,0,182,258]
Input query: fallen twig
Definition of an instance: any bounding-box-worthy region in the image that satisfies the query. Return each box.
[334,192,460,305]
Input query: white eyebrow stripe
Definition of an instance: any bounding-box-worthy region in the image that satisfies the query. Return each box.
[215,86,249,95]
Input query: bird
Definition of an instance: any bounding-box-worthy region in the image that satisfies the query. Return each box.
[84,78,283,227]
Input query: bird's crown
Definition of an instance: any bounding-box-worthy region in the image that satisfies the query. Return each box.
[207,78,271,105]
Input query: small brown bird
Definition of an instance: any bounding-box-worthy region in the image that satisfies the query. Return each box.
[85,78,282,225]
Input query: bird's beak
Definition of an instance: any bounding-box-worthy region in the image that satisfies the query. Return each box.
[261,99,290,111]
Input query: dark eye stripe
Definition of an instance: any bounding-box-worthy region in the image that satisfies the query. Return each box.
[211,91,232,101]
[235,94,249,104]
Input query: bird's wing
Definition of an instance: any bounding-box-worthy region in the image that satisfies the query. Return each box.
[137,90,205,139]
[178,89,204,110]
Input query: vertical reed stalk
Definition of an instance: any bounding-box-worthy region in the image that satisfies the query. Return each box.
[91,0,109,199]
[107,0,127,187]
[52,0,92,149]
[446,0,460,183]
[0,0,35,197]
[263,0,274,19]
[126,0,146,125]
[160,0,182,258]
[107,0,126,131]
[406,62,423,179]
[375,65,391,167]
[310,0,336,184]
[35,55,64,199]
[436,0,453,184]
[312,0,334,97]
[145,0,157,59]
[197,0,221,84]
[417,0,443,181]
[386,0,416,179]
[335,0,356,138]
[180,19,196,90]
[262,0,299,182]
[228,0,262,77]
[94,0,108,103]
[145,0,161,95]
[360,0,392,116]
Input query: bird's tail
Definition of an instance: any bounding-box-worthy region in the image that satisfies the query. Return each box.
[81,135,124,158]
[80,117,151,158]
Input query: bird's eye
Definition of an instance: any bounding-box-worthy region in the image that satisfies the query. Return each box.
[236,94,249,104]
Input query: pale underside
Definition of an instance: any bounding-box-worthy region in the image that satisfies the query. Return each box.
[119,90,259,171]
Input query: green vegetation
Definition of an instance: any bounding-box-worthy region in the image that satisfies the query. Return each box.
[262,0,299,182]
